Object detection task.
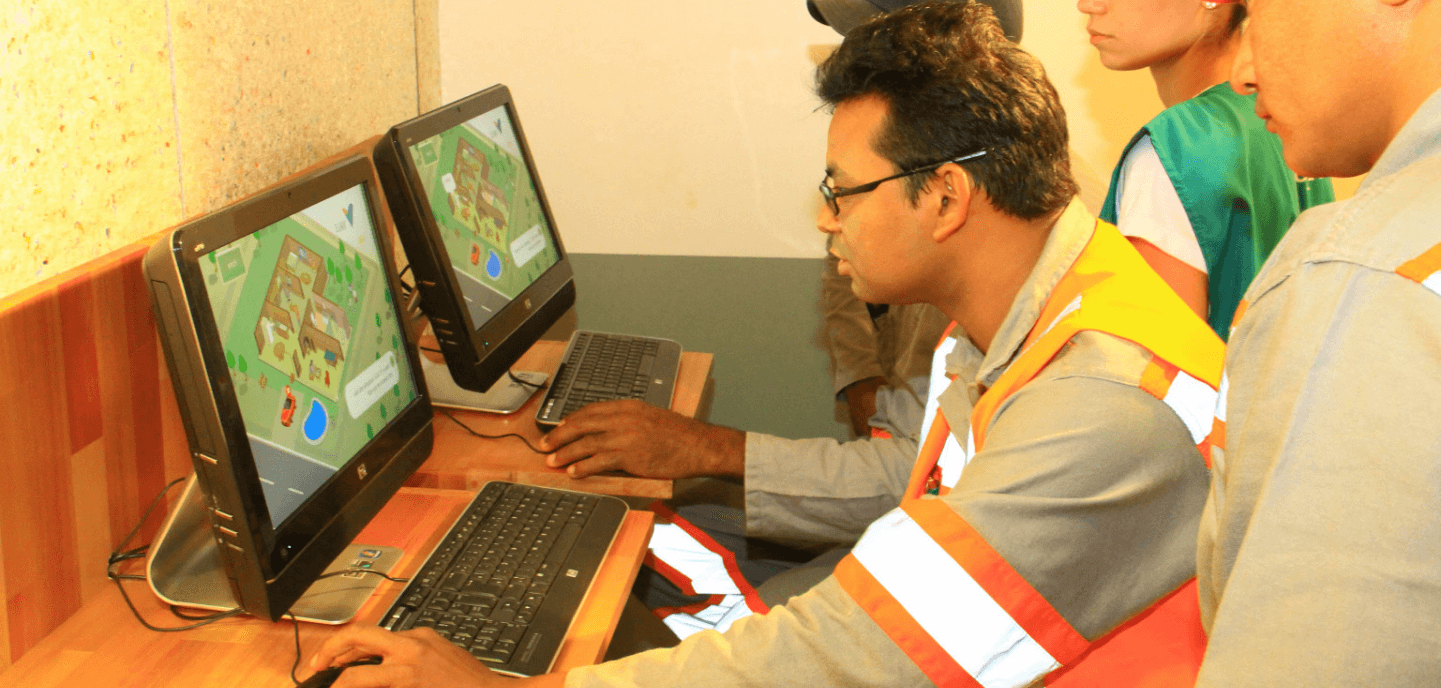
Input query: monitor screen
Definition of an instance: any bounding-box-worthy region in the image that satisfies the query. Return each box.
[404,105,562,330]
[195,181,418,527]
[374,84,576,393]
[144,155,434,621]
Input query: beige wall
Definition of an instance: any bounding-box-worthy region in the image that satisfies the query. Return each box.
[0,0,440,300]
[438,2,1362,259]
[434,3,1168,259]
[438,1,841,259]
[4,2,1362,297]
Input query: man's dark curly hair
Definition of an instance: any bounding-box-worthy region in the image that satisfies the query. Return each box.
[816,0,1078,220]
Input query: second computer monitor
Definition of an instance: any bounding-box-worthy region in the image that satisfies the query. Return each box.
[375,84,575,393]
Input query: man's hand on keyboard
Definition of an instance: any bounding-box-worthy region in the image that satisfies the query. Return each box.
[539,399,745,479]
[309,626,563,688]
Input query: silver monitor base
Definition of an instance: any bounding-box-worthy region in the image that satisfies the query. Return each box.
[146,475,403,624]
[420,354,546,414]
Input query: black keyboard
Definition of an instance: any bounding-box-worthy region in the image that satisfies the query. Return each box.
[535,330,682,429]
[378,481,628,676]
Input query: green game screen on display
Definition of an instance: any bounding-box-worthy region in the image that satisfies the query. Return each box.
[406,105,561,329]
[197,183,418,528]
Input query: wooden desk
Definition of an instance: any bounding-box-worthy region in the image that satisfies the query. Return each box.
[408,339,714,501]
[0,487,654,687]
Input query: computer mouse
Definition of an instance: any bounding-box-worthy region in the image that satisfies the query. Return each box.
[296,655,383,688]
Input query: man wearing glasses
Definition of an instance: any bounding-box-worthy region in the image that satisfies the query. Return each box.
[312,3,1224,686]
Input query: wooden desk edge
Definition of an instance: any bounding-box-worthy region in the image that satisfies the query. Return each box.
[0,490,656,686]
[551,509,654,672]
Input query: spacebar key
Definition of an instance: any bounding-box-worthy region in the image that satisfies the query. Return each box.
[544,524,584,566]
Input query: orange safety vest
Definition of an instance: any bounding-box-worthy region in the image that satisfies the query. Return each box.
[835,221,1223,687]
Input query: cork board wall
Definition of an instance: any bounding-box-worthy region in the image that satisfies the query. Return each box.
[0,0,440,300]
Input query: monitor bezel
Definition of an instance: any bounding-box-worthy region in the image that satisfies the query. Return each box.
[374,83,576,393]
[144,154,434,620]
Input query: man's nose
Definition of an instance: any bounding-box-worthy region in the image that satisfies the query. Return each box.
[816,204,840,235]
[1229,26,1258,96]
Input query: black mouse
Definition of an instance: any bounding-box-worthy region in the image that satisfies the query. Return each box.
[296,655,383,688]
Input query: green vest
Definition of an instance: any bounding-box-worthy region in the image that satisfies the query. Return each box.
[1100,83,1335,339]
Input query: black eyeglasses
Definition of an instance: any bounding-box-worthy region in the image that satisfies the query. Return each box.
[819,150,988,216]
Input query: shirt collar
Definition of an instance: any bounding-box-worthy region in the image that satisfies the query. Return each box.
[1360,86,1441,189]
[945,199,1096,392]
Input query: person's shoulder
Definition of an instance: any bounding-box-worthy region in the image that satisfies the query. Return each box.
[1147,84,1259,141]
[995,333,1191,444]
[1247,154,1441,307]
[1143,85,1280,184]
[1028,330,1150,390]
[989,353,1198,476]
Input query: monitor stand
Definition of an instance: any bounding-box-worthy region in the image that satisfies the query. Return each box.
[146,474,403,624]
[420,354,547,414]
[402,293,547,413]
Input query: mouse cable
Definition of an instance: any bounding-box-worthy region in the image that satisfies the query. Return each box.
[290,612,304,686]
[286,566,413,686]
[313,568,411,584]
[438,408,545,454]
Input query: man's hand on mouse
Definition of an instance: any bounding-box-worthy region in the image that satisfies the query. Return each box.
[539,400,745,479]
[309,626,561,688]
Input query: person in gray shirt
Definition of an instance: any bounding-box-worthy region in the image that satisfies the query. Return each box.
[1197,1,1441,684]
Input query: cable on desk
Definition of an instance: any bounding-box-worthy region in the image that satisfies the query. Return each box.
[105,475,249,631]
[107,475,185,568]
[314,568,411,584]
[439,408,546,455]
[287,569,412,685]
[290,612,303,686]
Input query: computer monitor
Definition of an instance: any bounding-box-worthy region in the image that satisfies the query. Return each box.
[143,155,434,622]
[372,84,575,396]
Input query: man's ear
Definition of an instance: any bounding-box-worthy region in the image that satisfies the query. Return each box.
[932,164,971,242]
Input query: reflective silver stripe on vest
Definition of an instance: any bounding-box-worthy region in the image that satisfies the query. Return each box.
[936,427,975,490]
[1162,369,1219,445]
[918,337,961,444]
[1422,272,1441,297]
[647,522,757,638]
[1214,370,1229,424]
[852,508,1061,687]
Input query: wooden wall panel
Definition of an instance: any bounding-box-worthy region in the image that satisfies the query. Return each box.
[0,288,82,668]
[0,238,195,673]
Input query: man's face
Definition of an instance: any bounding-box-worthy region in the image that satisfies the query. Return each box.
[1234,0,1396,177]
[818,95,938,305]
